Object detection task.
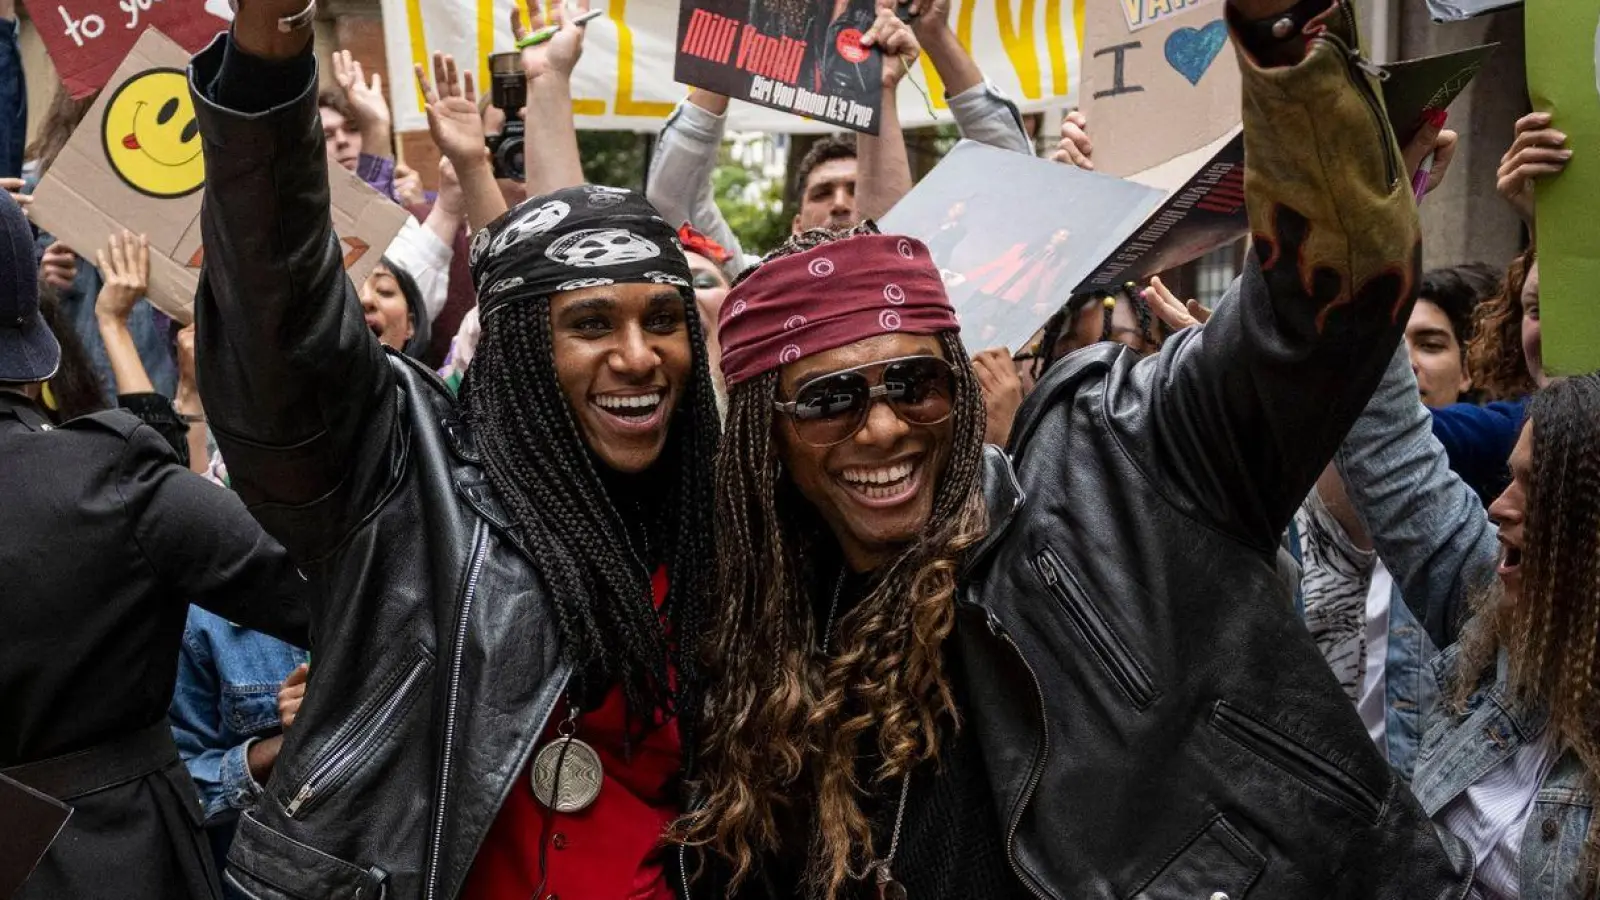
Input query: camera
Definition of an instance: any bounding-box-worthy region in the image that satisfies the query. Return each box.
[484,52,525,182]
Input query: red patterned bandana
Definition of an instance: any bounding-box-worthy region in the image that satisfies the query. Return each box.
[717,234,959,386]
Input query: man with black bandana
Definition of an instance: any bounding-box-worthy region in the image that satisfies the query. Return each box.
[185,3,720,898]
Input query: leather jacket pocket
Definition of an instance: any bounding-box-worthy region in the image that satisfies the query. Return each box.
[1131,814,1265,899]
[1210,700,1383,823]
[1032,548,1157,708]
[280,645,434,819]
[225,811,388,900]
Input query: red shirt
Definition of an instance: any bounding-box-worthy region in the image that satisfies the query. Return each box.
[462,568,680,900]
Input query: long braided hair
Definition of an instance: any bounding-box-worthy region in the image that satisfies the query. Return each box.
[679,224,990,898]
[1030,284,1163,382]
[1450,374,1600,891]
[458,287,720,738]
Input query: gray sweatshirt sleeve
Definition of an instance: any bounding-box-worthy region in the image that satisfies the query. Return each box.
[646,99,748,276]
[1334,343,1500,651]
[947,81,1033,156]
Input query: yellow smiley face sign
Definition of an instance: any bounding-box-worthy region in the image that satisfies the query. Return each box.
[102,68,204,199]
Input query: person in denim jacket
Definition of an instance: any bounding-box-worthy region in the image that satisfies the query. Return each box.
[1335,339,1600,898]
[169,608,308,898]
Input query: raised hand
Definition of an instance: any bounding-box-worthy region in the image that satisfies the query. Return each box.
[973,347,1024,447]
[415,53,488,169]
[94,231,149,322]
[513,0,590,84]
[1142,275,1209,332]
[1051,110,1094,171]
[0,177,32,215]
[393,162,426,208]
[40,242,77,290]
[861,5,922,91]
[333,50,393,158]
[896,0,952,39]
[436,156,466,221]
[1400,111,1457,200]
[1497,112,1570,226]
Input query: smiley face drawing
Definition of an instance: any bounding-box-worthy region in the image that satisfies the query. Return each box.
[102,68,204,198]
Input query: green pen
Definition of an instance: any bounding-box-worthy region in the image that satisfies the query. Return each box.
[515,8,604,48]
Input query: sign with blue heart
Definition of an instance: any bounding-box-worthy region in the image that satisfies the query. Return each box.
[1081,0,1240,179]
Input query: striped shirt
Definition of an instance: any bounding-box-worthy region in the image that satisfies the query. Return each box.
[1439,731,1560,899]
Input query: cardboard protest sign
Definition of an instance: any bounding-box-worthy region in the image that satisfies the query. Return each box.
[674,0,884,134]
[1426,0,1519,22]
[1075,43,1497,296]
[1080,0,1237,179]
[1527,0,1600,375]
[37,0,232,99]
[881,140,1164,352]
[30,29,410,325]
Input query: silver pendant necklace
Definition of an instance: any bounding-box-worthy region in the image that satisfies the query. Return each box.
[825,569,912,900]
[529,702,604,813]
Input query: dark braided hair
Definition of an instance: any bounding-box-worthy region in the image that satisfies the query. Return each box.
[1030,284,1164,381]
[679,222,991,899]
[458,286,720,741]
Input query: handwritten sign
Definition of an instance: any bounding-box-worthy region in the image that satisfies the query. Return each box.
[37,0,231,98]
[30,29,409,324]
[1081,0,1240,179]
[381,0,1085,134]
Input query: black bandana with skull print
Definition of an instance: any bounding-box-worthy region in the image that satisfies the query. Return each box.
[469,184,694,319]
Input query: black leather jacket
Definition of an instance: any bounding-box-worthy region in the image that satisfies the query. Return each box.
[940,4,1472,897]
[188,39,571,900]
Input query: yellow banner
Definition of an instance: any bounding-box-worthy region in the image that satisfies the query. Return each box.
[382,0,1084,133]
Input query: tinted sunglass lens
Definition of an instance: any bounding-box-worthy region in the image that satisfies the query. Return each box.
[793,374,870,446]
[884,359,954,424]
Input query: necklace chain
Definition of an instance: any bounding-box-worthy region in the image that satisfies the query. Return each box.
[824,567,912,886]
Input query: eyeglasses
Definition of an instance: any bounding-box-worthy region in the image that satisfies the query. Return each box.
[773,355,957,448]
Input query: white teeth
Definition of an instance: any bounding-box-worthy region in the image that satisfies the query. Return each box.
[841,462,914,485]
[595,393,662,411]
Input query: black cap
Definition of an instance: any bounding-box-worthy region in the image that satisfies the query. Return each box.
[0,190,58,383]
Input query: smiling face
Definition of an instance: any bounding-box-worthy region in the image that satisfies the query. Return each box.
[775,333,955,572]
[1406,299,1471,408]
[1489,421,1533,604]
[359,264,414,351]
[102,69,204,198]
[550,281,693,474]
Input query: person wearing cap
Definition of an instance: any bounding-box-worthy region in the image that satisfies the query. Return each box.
[0,185,311,900]
[184,2,720,898]
[677,1,1473,898]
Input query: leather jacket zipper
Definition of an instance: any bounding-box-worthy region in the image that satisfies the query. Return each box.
[1033,550,1156,709]
[985,609,1052,900]
[424,523,489,900]
[1211,700,1382,821]
[284,649,431,818]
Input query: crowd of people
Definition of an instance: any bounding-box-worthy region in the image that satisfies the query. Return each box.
[2,0,1595,898]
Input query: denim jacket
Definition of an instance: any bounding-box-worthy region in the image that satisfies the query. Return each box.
[1335,343,1594,896]
[168,605,306,823]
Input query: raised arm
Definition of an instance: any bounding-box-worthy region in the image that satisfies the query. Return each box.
[1335,345,1499,650]
[513,3,588,196]
[903,0,1032,155]
[646,90,749,277]
[189,4,397,560]
[856,7,918,221]
[1120,0,1422,547]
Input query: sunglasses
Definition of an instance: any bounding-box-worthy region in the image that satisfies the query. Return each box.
[773,355,957,448]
